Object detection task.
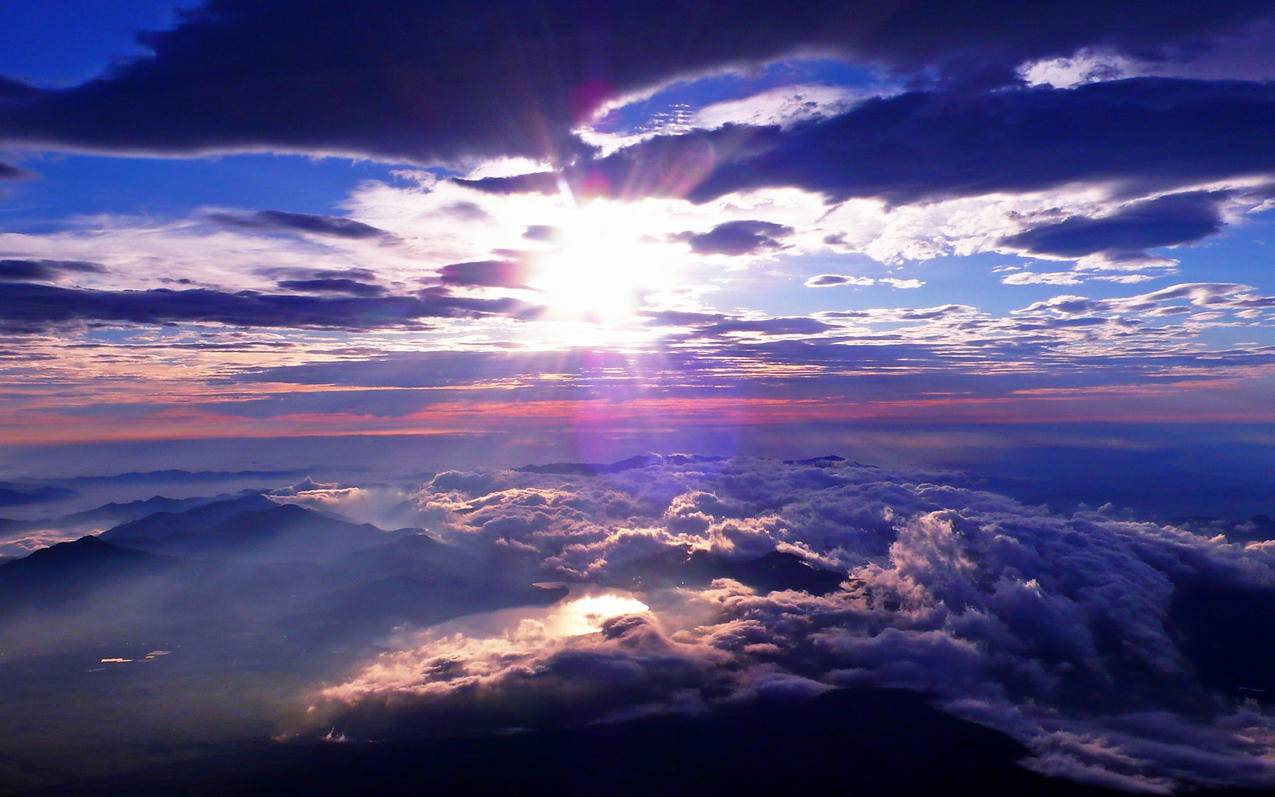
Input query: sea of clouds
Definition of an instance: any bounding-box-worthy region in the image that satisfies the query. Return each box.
[270,455,1275,794]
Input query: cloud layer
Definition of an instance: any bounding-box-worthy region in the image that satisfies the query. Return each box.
[309,455,1275,793]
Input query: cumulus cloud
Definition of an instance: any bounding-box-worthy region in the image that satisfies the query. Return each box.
[309,455,1275,791]
[805,274,923,289]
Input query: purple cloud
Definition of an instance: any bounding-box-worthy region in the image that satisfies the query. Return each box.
[209,209,394,241]
[436,260,534,289]
[1001,189,1241,261]
[677,220,793,256]
[0,282,540,333]
[275,278,386,296]
[0,259,104,283]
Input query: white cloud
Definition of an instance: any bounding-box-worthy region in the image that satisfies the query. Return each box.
[1019,49,1142,88]
[805,275,923,289]
[879,277,924,289]
[689,84,867,130]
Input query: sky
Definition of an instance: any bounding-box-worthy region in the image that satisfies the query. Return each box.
[0,1,1274,482]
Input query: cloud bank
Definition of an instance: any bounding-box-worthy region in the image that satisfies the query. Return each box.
[305,455,1275,793]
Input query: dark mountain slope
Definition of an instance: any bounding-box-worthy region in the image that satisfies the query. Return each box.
[29,688,1124,797]
[0,536,172,609]
[119,504,389,563]
[99,494,276,543]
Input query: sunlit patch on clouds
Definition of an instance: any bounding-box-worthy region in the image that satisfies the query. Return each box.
[321,592,653,701]
[578,79,877,155]
[1018,49,1144,88]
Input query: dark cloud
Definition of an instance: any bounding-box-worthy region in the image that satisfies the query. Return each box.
[275,278,385,296]
[0,282,539,333]
[0,259,103,282]
[0,2,1271,164]
[0,161,30,180]
[209,210,393,240]
[677,220,793,256]
[1001,190,1232,261]
[469,78,1275,205]
[436,260,533,289]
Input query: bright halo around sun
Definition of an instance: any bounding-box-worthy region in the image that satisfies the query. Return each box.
[530,199,658,324]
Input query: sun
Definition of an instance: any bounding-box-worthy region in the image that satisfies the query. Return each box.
[530,199,654,324]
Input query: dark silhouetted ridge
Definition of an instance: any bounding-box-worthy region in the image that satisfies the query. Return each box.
[115,503,389,563]
[101,493,276,542]
[29,688,1121,797]
[0,536,171,608]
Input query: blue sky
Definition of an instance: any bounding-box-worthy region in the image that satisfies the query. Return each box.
[0,1,187,85]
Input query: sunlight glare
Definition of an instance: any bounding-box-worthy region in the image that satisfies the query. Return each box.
[532,200,653,324]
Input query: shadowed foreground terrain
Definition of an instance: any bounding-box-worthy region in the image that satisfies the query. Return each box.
[32,688,1118,797]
